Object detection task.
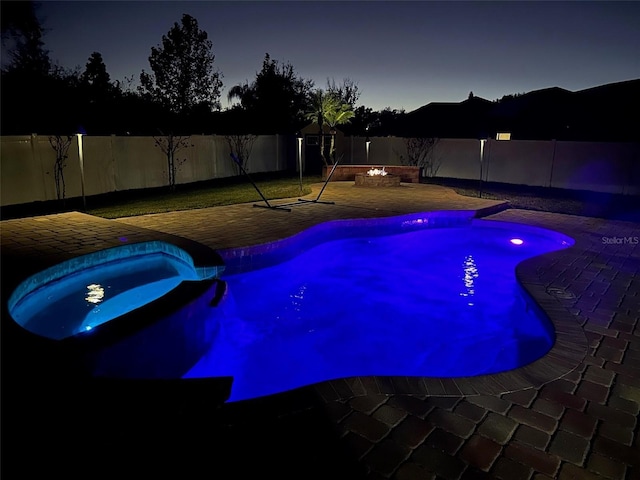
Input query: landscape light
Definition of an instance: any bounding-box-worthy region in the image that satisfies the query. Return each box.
[77,133,86,210]
[365,129,371,164]
[296,132,303,192]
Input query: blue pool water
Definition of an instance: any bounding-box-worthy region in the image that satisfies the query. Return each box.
[9,241,223,340]
[185,218,573,402]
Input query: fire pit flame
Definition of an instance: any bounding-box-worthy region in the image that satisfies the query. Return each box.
[367,167,388,176]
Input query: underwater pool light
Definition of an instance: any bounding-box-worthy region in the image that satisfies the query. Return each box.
[510,238,524,245]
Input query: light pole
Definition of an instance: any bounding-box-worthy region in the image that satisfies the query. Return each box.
[77,133,86,210]
[296,132,303,193]
[479,138,486,198]
[365,127,371,164]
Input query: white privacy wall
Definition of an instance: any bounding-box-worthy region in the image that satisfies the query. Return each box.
[1,134,289,206]
[1,134,638,206]
[340,137,638,194]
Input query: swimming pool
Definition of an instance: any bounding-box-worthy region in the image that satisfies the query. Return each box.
[7,240,227,379]
[185,214,574,402]
[8,241,224,340]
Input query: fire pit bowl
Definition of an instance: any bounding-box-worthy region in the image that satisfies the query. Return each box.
[355,172,401,187]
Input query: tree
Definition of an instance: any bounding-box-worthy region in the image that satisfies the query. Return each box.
[81,52,112,98]
[140,14,223,114]
[153,132,192,191]
[323,97,354,163]
[227,53,313,133]
[48,135,72,202]
[326,77,360,109]
[305,89,354,165]
[374,107,405,136]
[305,90,331,165]
[225,134,257,175]
[399,137,442,178]
[1,0,50,76]
[341,105,376,136]
[1,0,35,41]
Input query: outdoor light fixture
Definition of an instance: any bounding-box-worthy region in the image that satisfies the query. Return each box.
[296,132,303,193]
[77,132,86,209]
[365,127,371,164]
[479,138,487,198]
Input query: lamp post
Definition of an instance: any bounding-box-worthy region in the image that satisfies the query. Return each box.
[77,133,86,210]
[479,138,486,199]
[365,127,371,164]
[296,132,303,194]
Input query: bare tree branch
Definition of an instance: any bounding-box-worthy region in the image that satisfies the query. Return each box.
[153,132,192,190]
[48,135,72,201]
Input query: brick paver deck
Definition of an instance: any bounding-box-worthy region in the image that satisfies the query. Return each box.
[1,182,638,479]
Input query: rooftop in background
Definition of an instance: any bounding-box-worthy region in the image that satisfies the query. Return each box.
[395,79,640,141]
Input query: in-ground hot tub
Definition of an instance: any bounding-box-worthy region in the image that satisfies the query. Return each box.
[8,240,228,379]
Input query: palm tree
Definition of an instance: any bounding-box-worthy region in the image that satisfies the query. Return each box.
[305,90,354,165]
[227,83,252,108]
[324,99,354,163]
[305,90,330,165]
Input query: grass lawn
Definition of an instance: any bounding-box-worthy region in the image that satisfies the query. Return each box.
[1,172,638,221]
[87,173,323,219]
[0,172,322,220]
[426,177,640,222]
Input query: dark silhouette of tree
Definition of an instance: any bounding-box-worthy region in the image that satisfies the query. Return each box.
[81,52,112,98]
[0,1,62,134]
[494,92,525,103]
[368,107,405,136]
[140,14,223,114]
[326,77,361,109]
[342,105,377,136]
[227,53,314,134]
[1,0,50,75]
[77,52,118,132]
[1,0,36,40]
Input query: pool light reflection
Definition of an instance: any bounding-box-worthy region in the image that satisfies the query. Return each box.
[460,254,478,305]
[85,283,105,304]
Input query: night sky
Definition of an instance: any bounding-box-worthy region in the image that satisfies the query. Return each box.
[36,0,640,112]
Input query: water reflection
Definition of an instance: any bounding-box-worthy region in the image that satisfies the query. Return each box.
[460,255,478,305]
[85,283,105,304]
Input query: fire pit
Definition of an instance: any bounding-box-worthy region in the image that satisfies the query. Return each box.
[354,167,401,187]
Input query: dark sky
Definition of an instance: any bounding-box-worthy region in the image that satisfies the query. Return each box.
[35,0,640,112]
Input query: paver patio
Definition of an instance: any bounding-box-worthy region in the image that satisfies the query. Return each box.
[1,182,638,479]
